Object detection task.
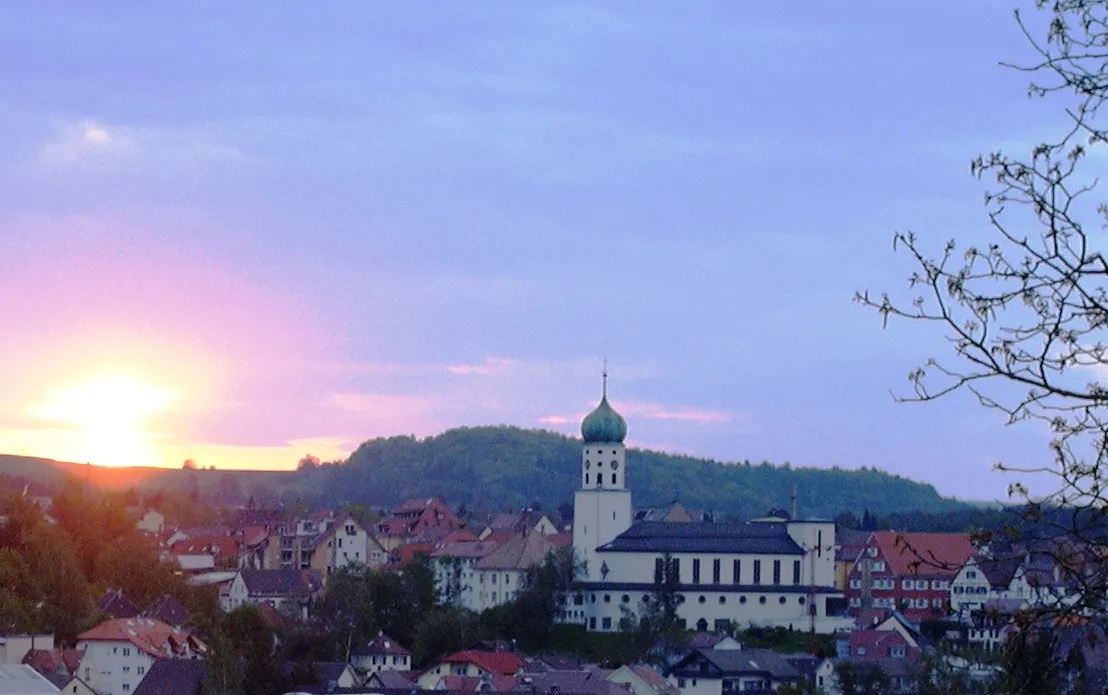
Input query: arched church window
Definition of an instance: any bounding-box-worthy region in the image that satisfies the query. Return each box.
[759,596,767,605]
[719,596,726,604]
[611,474,616,485]
[585,474,589,485]
[739,596,747,604]
[778,596,787,605]
[585,461,590,469]
[698,596,706,604]
[696,618,708,632]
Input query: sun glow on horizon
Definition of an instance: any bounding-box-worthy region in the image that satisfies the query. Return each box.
[32,373,178,467]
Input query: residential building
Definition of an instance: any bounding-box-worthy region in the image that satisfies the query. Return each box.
[0,636,54,666]
[0,665,58,694]
[569,376,845,634]
[140,595,189,627]
[239,568,322,619]
[131,659,207,695]
[481,511,559,538]
[416,650,525,689]
[606,664,679,695]
[97,590,139,620]
[186,571,247,612]
[76,618,204,695]
[350,633,411,675]
[466,531,557,612]
[306,514,375,576]
[431,539,502,606]
[846,531,975,622]
[376,497,464,552]
[666,647,803,695]
[814,658,915,694]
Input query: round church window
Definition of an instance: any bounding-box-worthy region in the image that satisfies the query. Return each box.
[611,461,618,470]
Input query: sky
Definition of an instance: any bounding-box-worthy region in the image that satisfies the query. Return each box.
[0,2,1082,501]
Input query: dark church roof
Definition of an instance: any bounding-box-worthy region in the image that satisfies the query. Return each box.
[598,521,804,555]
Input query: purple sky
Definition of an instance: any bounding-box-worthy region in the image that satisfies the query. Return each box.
[0,2,1072,500]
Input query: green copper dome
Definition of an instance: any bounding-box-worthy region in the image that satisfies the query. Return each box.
[581,375,627,443]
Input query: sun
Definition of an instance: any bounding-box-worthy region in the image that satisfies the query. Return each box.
[33,373,177,467]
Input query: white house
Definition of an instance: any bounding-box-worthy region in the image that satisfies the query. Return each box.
[570,376,847,634]
[431,539,501,606]
[666,648,802,695]
[949,555,1024,617]
[75,618,204,695]
[350,632,411,675]
[187,571,248,612]
[465,531,557,613]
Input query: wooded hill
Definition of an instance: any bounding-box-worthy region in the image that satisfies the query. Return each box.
[0,426,968,520]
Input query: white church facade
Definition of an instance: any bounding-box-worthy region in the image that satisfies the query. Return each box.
[568,375,850,634]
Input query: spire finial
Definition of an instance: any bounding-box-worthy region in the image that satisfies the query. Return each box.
[602,359,608,399]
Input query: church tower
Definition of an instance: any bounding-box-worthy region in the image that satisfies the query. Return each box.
[573,371,633,582]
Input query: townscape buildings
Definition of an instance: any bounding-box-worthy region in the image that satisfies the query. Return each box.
[2,378,1104,694]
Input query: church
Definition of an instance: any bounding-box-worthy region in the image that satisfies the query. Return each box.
[568,376,849,634]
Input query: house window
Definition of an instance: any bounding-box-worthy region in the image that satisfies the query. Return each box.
[602,617,612,630]
[793,560,801,585]
[122,648,130,657]
[678,679,687,688]
[589,617,596,630]
[655,558,664,582]
[872,561,885,571]
[693,559,701,583]
[890,645,906,658]
[753,560,761,585]
[123,686,130,693]
[123,667,130,673]
[713,558,721,584]
[773,560,781,584]
[491,574,497,584]
[903,579,912,590]
[671,558,681,582]
[491,592,497,601]
[967,571,977,579]
[857,647,867,656]
[850,579,860,589]
[733,559,741,584]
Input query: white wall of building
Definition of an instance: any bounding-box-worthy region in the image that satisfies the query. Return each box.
[76,640,155,695]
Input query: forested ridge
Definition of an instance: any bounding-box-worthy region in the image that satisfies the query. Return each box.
[310,426,966,519]
[1,426,968,519]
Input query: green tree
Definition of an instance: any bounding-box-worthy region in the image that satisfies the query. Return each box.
[412,606,485,667]
[0,549,42,633]
[221,605,287,695]
[481,547,580,652]
[833,661,889,695]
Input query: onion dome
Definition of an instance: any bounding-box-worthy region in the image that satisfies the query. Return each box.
[581,373,627,443]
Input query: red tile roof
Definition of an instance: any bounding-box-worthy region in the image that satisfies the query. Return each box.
[437,674,521,691]
[21,648,84,676]
[77,618,205,659]
[169,536,241,558]
[443,650,525,675]
[869,532,975,577]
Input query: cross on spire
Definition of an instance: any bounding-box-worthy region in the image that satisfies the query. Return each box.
[602,359,608,399]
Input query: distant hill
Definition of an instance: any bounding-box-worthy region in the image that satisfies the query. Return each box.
[0,426,968,519]
[311,426,966,519]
